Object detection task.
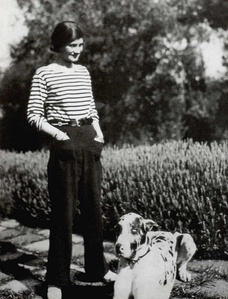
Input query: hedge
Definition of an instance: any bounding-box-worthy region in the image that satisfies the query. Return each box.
[0,139,228,258]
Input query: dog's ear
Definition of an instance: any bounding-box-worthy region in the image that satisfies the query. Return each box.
[143,219,160,232]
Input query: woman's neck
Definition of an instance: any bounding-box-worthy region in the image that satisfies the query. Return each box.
[54,57,75,69]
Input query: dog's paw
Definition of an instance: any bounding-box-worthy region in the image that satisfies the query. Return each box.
[177,268,191,282]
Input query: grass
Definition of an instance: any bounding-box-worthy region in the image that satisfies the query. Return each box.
[172,264,228,298]
[0,290,36,299]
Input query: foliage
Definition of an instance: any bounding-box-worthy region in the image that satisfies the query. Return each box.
[101,140,228,258]
[0,150,49,227]
[0,140,228,258]
[201,0,228,29]
[0,0,228,149]
[0,291,36,299]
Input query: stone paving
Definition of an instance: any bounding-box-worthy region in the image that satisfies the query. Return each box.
[0,219,116,299]
[0,218,227,298]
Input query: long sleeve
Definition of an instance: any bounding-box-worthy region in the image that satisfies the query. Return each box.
[86,69,99,121]
[27,64,100,129]
[27,71,48,131]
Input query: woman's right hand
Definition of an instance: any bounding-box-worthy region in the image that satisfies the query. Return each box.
[38,122,70,141]
[54,130,70,141]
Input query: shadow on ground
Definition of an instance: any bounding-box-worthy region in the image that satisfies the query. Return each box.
[0,240,115,299]
[34,280,114,299]
[1,220,228,299]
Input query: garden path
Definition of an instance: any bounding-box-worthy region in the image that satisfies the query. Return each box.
[0,219,227,299]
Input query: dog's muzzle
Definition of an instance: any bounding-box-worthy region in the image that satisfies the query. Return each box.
[116,241,138,258]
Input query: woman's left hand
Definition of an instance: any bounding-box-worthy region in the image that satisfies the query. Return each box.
[94,135,104,143]
[92,119,104,143]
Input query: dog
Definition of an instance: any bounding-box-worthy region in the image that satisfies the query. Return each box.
[113,212,197,299]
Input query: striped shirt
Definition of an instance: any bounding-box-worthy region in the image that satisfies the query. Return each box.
[27,63,98,130]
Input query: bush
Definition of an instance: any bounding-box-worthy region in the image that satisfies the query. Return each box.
[0,150,49,227]
[0,140,228,258]
[101,140,228,258]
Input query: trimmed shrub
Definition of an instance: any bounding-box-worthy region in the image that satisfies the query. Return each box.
[0,150,50,226]
[101,140,228,258]
[0,140,228,258]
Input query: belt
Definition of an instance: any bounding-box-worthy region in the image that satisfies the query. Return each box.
[49,117,93,127]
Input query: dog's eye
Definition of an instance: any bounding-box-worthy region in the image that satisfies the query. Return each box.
[132,229,139,234]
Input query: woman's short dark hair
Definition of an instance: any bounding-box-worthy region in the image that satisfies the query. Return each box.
[50,21,84,52]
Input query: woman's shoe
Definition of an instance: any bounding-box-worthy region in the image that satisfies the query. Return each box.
[75,270,117,283]
[47,286,62,299]
[103,270,117,282]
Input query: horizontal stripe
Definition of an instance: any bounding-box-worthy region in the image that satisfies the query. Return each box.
[27,64,98,130]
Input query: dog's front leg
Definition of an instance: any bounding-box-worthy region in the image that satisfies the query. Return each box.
[114,259,133,299]
[174,232,197,282]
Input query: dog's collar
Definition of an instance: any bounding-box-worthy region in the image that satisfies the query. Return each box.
[126,246,151,266]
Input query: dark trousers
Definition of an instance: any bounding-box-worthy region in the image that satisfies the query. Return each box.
[46,125,108,286]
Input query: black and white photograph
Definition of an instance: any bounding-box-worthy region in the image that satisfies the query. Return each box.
[0,1,228,298]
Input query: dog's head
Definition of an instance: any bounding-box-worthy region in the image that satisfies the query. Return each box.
[115,212,159,260]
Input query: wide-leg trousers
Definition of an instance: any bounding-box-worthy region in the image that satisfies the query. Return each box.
[46,125,108,286]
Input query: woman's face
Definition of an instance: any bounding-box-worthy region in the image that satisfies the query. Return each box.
[58,38,84,64]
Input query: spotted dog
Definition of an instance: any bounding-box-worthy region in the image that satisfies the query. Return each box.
[113,213,196,299]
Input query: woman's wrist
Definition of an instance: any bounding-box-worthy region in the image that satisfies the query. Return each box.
[40,121,69,140]
[94,134,104,143]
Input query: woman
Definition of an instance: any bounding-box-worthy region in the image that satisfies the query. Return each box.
[27,21,116,299]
